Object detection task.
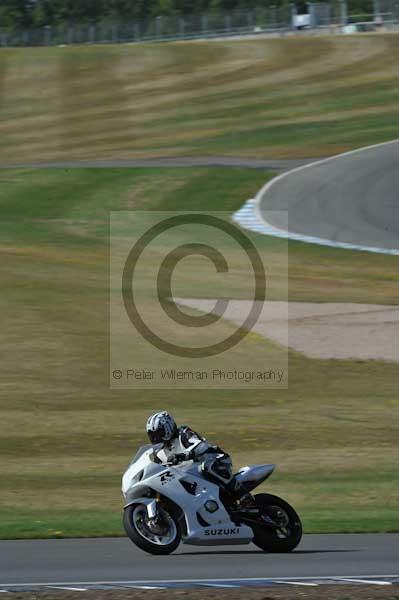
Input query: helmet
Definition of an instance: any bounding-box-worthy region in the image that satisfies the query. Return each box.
[146,411,177,444]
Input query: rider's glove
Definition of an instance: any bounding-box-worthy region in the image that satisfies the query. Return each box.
[170,453,185,465]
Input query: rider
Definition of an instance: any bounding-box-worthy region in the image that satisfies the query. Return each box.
[146,411,252,504]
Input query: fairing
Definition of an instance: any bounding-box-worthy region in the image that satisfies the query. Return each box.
[122,445,253,545]
[235,464,275,491]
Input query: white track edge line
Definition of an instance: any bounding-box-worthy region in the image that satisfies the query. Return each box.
[337,578,392,585]
[48,587,88,592]
[2,575,399,587]
[234,139,399,256]
[275,581,318,586]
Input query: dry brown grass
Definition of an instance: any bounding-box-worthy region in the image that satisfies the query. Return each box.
[1,166,398,535]
[1,34,399,163]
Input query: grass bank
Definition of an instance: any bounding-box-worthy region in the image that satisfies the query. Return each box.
[1,34,399,163]
[0,166,398,538]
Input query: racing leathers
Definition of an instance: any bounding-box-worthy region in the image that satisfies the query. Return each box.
[155,426,247,500]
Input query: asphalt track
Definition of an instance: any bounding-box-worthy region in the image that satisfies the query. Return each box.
[4,142,399,254]
[1,534,398,588]
[258,140,399,252]
[0,156,313,171]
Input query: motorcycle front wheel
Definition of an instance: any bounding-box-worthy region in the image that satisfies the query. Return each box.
[123,503,182,555]
[251,493,302,552]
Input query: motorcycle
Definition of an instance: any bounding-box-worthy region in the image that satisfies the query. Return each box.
[122,444,302,555]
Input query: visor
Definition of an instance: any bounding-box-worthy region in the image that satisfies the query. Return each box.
[147,428,165,444]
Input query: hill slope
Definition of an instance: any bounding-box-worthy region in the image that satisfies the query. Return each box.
[1,34,399,163]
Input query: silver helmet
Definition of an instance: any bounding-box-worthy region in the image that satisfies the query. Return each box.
[146,411,177,444]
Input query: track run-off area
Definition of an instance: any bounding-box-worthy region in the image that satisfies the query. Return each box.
[1,534,399,592]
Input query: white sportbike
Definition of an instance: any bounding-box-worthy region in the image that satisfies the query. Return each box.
[122,444,302,555]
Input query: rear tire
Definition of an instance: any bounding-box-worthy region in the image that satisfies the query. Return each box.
[123,503,181,555]
[251,493,302,553]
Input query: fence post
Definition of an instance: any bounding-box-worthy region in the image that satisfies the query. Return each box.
[224,13,232,33]
[268,4,277,30]
[43,25,51,45]
[201,14,208,36]
[134,23,140,42]
[290,3,297,29]
[155,16,162,39]
[246,10,254,30]
[308,3,316,28]
[339,0,348,26]
[179,17,185,38]
[373,0,381,20]
[67,27,74,45]
[111,24,118,43]
[88,24,95,44]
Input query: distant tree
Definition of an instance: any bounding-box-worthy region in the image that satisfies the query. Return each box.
[0,0,381,32]
[151,0,177,17]
[0,0,30,30]
[31,0,47,26]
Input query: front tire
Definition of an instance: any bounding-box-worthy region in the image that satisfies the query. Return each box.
[251,493,302,552]
[123,503,181,555]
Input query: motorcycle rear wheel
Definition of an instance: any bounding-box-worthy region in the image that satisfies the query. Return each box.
[123,503,181,555]
[251,493,302,552]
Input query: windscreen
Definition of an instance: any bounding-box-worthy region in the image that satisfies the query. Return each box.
[130,444,153,465]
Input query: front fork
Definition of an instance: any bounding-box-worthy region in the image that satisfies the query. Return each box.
[124,494,161,521]
[146,491,163,521]
[146,499,158,519]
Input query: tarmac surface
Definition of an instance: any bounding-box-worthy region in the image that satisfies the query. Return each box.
[259,141,399,252]
[1,534,398,586]
[0,156,313,171]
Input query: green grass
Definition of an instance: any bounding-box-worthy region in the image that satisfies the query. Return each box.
[0,510,123,540]
[0,166,398,538]
[1,34,399,162]
[1,33,399,539]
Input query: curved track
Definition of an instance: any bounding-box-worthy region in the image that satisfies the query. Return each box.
[258,141,399,253]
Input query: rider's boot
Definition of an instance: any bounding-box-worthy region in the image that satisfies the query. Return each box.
[227,478,256,506]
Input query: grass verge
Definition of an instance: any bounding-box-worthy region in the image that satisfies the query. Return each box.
[1,35,399,162]
[0,166,398,538]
